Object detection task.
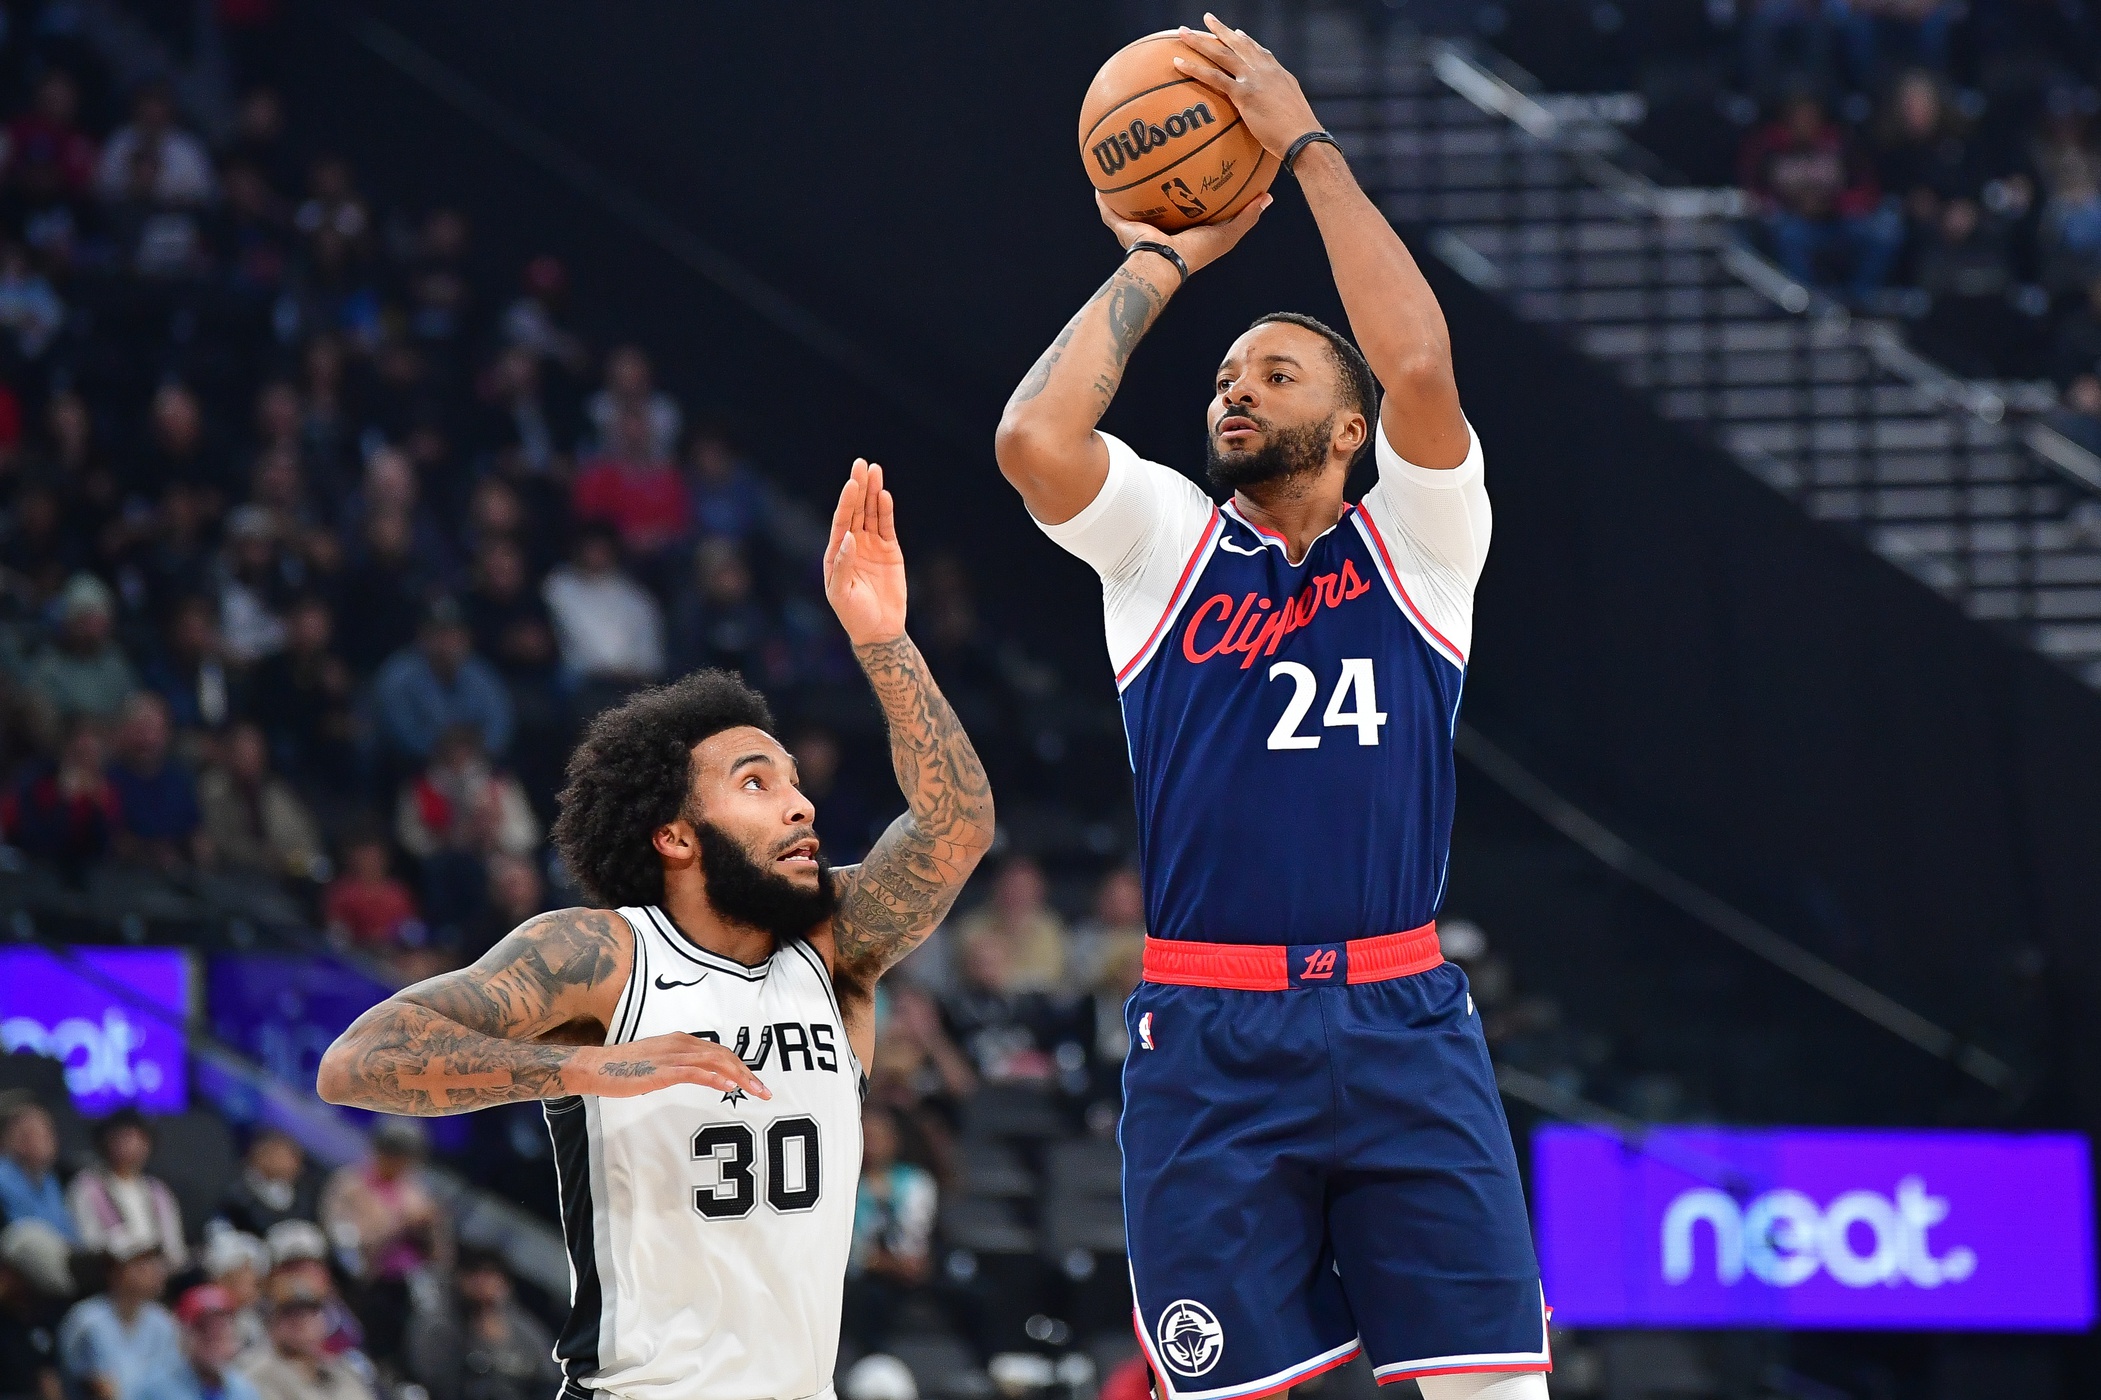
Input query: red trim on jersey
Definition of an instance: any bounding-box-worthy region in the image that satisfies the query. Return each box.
[1354,508,1466,666]
[1115,509,1222,686]
[1142,924,1442,990]
[1131,1304,1362,1400]
[1223,499,1290,544]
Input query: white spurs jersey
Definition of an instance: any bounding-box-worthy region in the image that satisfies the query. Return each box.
[547,905,865,1400]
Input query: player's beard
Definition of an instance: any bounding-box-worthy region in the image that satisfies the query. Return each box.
[1205,412,1337,495]
[692,818,838,941]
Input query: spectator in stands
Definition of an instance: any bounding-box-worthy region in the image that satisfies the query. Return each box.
[1743,0,1959,99]
[585,345,679,462]
[198,723,324,882]
[105,694,204,872]
[395,723,539,936]
[58,1237,179,1400]
[458,853,546,961]
[0,242,64,359]
[197,1231,269,1357]
[2048,373,2101,456]
[866,988,973,1170]
[140,386,229,503]
[2031,90,2101,289]
[842,1107,937,1357]
[216,1133,319,1243]
[403,1247,558,1400]
[474,347,569,481]
[331,513,430,675]
[1739,91,1901,300]
[670,538,785,684]
[0,1101,76,1242]
[321,831,422,959]
[258,1223,365,1366]
[1877,71,1988,252]
[543,523,665,691]
[573,404,690,559]
[371,600,513,764]
[21,574,136,737]
[135,1284,260,1400]
[236,1273,374,1400]
[3,721,121,873]
[142,598,234,737]
[108,146,208,282]
[402,207,474,364]
[96,83,214,206]
[1,1218,70,1400]
[320,1121,449,1366]
[246,597,357,786]
[67,1109,185,1271]
[940,933,1072,1083]
[684,424,772,547]
[0,71,98,200]
[498,256,588,388]
[462,538,557,686]
[951,856,1067,994]
[338,448,454,586]
[127,486,214,630]
[1068,866,1145,993]
[216,508,294,666]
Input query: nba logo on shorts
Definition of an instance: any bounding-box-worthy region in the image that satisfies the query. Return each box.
[1156,1299,1224,1376]
[1139,1012,1155,1050]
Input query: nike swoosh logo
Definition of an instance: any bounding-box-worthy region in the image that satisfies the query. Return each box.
[1218,536,1267,556]
[654,974,707,990]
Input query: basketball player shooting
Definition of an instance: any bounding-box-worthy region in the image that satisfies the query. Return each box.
[996,17,1545,1400]
[317,460,994,1400]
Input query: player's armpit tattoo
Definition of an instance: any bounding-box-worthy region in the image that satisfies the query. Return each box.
[832,635,994,981]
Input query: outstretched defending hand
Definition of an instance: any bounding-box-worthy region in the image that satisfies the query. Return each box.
[823,458,906,648]
[1172,15,1324,162]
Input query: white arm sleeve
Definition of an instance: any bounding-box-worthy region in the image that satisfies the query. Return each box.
[1032,431,1217,677]
[1359,417,1492,663]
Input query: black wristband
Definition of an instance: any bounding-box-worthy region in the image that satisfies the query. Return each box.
[1125,239,1188,287]
[1282,129,1341,175]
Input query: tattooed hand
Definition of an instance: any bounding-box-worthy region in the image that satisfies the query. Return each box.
[574,1033,771,1100]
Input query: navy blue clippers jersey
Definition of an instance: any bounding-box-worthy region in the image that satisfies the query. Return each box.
[1118,498,1465,946]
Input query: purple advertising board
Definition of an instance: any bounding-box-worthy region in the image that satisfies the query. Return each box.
[0,947,192,1115]
[1533,1124,2095,1331]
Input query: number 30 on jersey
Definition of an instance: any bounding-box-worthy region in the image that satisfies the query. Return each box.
[692,1117,822,1219]
[1266,658,1387,750]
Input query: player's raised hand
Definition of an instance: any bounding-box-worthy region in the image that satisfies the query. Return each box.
[1173,15,1323,162]
[1098,190,1271,277]
[572,1032,772,1101]
[823,458,907,648]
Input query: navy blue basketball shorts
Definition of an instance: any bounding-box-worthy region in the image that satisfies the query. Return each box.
[1120,928,1549,1399]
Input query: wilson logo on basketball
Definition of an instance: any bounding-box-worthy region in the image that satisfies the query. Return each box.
[1089,102,1217,176]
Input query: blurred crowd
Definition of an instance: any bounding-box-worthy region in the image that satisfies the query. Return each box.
[0,1090,564,1400]
[1714,2,2101,429]
[0,0,1079,978]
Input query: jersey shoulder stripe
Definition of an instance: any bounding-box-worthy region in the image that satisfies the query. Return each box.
[1353,507,1466,668]
[1116,507,1223,690]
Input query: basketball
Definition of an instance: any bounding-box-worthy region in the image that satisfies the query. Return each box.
[1078,31,1277,232]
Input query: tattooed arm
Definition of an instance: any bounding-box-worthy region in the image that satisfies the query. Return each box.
[314,906,771,1114]
[811,462,994,1053]
[993,190,1272,524]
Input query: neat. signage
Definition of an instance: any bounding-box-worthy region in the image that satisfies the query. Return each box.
[0,947,192,1115]
[1534,1125,2094,1331]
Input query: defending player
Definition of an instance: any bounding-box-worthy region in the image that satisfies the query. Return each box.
[317,460,993,1400]
[995,17,1545,1400]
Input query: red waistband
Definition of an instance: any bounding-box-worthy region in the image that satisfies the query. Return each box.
[1141,923,1442,991]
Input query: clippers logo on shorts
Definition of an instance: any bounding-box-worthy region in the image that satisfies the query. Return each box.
[1156,1299,1224,1377]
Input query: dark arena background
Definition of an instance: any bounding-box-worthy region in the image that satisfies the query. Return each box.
[3,1,2101,1397]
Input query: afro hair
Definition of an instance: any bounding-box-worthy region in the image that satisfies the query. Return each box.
[550,669,775,909]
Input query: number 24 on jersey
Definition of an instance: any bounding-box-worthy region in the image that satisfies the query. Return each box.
[1266,658,1387,750]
